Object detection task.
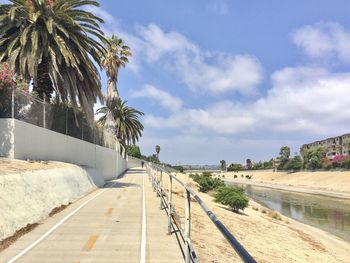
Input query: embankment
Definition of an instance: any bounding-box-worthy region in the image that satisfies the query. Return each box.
[168,172,350,263]
[0,161,105,242]
[221,170,350,199]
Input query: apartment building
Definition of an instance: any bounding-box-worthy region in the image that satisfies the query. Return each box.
[301,133,350,159]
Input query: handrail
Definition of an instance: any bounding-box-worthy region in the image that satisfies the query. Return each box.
[147,162,257,263]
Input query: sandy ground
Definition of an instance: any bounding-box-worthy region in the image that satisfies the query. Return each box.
[0,158,73,175]
[161,172,350,263]
[219,170,350,199]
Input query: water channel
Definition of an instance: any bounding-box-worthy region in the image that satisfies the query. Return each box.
[226,182,350,242]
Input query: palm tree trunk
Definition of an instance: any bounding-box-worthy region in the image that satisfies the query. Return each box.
[105,79,119,131]
[33,60,54,100]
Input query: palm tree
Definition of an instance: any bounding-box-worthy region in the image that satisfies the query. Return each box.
[155,145,160,161]
[220,160,226,172]
[101,35,131,130]
[0,0,106,118]
[97,99,144,156]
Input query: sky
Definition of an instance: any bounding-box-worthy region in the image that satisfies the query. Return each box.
[4,0,350,165]
[92,0,350,165]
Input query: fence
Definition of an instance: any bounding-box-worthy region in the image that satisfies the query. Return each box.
[0,86,118,150]
[146,163,257,263]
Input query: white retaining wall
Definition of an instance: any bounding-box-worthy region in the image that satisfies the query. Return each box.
[0,165,103,240]
[0,119,127,180]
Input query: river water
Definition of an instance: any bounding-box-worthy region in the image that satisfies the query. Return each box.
[226,182,350,242]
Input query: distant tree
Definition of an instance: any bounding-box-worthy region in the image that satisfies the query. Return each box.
[308,156,321,170]
[155,145,160,160]
[246,159,252,170]
[227,163,243,172]
[126,145,141,158]
[302,146,326,170]
[284,155,302,171]
[147,154,159,163]
[279,146,291,167]
[220,160,227,172]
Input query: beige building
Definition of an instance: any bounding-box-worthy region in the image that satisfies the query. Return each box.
[301,133,350,159]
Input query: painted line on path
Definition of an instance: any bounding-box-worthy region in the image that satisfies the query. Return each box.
[7,181,118,263]
[140,172,147,263]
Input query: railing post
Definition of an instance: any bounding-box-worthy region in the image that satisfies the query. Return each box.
[65,108,68,135]
[159,170,163,209]
[43,95,46,128]
[11,85,15,119]
[184,189,191,263]
[167,175,173,235]
[81,119,84,140]
[156,168,159,196]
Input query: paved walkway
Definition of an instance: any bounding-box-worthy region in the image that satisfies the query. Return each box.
[1,168,183,263]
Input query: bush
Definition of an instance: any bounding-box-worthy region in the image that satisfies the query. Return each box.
[234,174,237,178]
[321,158,332,170]
[340,156,350,169]
[332,155,344,168]
[190,173,225,193]
[214,186,249,212]
[268,211,282,220]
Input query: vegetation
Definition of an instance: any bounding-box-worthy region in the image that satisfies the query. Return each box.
[246,159,252,169]
[97,99,144,154]
[0,0,106,118]
[227,163,243,172]
[252,159,274,170]
[220,160,226,172]
[189,172,225,193]
[102,35,131,131]
[278,146,291,169]
[214,186,249,213]
[283,155,302,171]
[171,165,184,173]
[155,145,160,160]
[126,145,141,158]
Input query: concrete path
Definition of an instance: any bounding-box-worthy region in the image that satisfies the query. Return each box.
[0,168,183,263]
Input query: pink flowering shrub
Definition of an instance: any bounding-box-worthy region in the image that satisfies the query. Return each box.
[0,63,14,90]
[332,154,344,168]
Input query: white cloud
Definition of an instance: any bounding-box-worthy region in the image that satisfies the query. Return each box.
[292,22,350,63]
[131,85,183,112]
[144,66,350,136]
[90,6,264,95]
[135,24,263,95]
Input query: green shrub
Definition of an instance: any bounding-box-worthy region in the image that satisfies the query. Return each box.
[214,186,249,212]
[341,157,350,169]
[190,173,225,193]
[234,174,238,178]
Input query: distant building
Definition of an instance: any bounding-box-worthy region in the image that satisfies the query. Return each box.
[301,133,350,159]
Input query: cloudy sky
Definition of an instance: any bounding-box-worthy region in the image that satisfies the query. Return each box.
[5,0,350,165]
[93,0,350,165]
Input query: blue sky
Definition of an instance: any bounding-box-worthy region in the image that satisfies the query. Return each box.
[95,0,350,165]
[4,0,350,165]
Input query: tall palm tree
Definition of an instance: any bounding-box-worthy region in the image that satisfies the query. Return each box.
[155,145,160,161]
[101,35,131,130]
[97,99,144,155]
[0,0,106,118]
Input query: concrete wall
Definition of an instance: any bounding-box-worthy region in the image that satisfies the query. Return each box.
[0,119,128,180]
[0,119,14,157]
[0,165,103,241]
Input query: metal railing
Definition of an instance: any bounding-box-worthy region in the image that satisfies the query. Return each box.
[146,163,257,263]
[0,85,118,150]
